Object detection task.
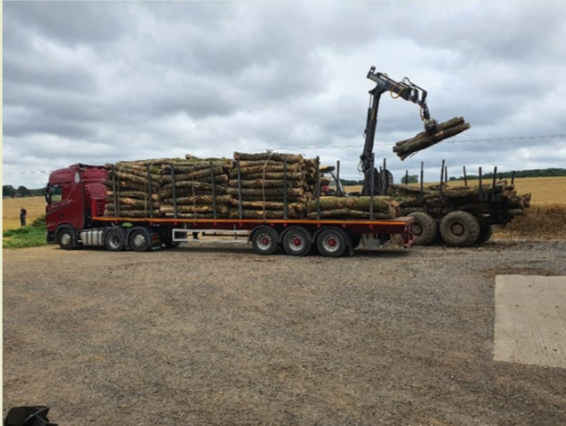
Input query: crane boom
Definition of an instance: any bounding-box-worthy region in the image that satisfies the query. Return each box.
[361,66,438,195]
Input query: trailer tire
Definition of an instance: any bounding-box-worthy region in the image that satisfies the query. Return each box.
[408,212,437,246]
[476,224,493,245]
[57,226,77,250]
[282,227,312,256]
[316,227,348,257]
[251,226,279,255]
[160,228,180,248]
[440,211,480,247]
[105,227,126,251]
[129,227,151,252]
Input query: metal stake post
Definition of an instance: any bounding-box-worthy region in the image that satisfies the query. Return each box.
[419,161,424,203]
[336,160,341,196]
[112,167,118,217]
[316,156,321,220]
[478,167,483,201]
[463,166,468,186]
[511,170,516,185]
[237,160,243,219]
[209,160,217,219]
[439,159,445,202]
[170,165,178,219]
[147,166,153,218]
[370,154,375,220]
[283,158,288,220]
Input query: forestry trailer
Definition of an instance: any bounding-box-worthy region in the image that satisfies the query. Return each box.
[45,164,414,257]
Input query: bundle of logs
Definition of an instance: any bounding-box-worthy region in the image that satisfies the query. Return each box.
[227,152,315,219]
[104,159,169,218]
[387,181,531,217]
[393,117,471,160]
[159,157,234,218]
[103,151,402,221]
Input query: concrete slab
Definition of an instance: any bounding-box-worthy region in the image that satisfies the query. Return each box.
[494,275,566,368]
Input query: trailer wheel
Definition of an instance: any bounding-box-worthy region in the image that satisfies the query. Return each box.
[408,212,437,246]
[57,226,77,250]
[129,227,151,252]
[282,227,312,256]
[316,227,348,257]
[476,224,493,245]
[251,227,279,255]
[440,211,480,247]
[105,227,126,251]
[160,228,180,248]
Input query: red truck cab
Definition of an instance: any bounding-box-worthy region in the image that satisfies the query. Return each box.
[46,164,107,244]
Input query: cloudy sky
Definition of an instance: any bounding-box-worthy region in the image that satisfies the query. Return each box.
[3,1,566,188]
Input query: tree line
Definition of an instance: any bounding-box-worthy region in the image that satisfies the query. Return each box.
[3,185,45,198]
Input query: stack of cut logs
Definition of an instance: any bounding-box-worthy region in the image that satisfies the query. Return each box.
[306,196,399,219]
[387,181,531,216]
[104,160,164,218]
[227,152,311,219]
[103,152,402,221]
[158,157,234,218]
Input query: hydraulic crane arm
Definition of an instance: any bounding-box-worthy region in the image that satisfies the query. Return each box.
[361,66,438,195]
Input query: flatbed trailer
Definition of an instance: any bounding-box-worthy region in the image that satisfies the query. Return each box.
[45,164,413,257]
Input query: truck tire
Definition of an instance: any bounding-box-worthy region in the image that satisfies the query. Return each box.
[105,227,126,251]
[160,228,180,248]
[282,227,312,256]
[251,226,279,255]
[57,226,77,250]
[408,212,437,246]
[129,227,151,252]
[316,227,348,257]
[476,224,493,245]
[439,211,480,247]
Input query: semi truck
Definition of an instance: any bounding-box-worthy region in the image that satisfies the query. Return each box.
[45,164,414,257]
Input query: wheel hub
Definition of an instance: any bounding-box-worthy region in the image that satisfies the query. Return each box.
[257,233,272,250]
[61,233,71,246]
[451,222,465,236]
[413,223,423,236]
[133,233,146,248]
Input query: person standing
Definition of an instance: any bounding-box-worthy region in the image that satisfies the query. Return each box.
[20,206,27,227]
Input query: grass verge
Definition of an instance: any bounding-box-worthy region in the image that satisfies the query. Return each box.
[3,215,47,249]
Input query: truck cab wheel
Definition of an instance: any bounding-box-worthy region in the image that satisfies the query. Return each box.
[129,227,151,252]
[282,227,312,256]
[439,211,480,247]
[105,227,126,251]
[57,227,77,250]
[251,226,279,255]
[316,227,348,257]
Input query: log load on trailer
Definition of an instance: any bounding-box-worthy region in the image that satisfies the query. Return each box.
[45,156,414,257]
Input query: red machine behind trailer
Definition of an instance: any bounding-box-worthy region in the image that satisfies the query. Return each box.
[46,164,414,257]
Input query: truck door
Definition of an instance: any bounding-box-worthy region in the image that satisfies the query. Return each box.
[45,168,85,232]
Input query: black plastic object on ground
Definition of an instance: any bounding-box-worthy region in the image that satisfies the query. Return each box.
[4,406,58,426]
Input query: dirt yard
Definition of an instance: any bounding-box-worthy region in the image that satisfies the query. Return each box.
[3,241,566,425]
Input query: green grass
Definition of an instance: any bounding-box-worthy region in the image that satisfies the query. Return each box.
[3,215,47,249]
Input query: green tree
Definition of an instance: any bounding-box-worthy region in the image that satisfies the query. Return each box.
[3,185,16,197]
[401,175,418,184]
[17,186,30,197]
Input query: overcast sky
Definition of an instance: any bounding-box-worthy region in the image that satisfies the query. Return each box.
[3,1,566,188]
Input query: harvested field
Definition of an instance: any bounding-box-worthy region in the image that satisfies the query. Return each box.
[3,196,46,230]
[3,241,566,425]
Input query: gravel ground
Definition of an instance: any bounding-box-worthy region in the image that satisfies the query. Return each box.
[3,240,566,425]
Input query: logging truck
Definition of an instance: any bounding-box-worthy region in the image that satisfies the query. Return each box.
[45,164,414,257]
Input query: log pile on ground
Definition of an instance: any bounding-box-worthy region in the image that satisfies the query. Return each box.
[393,117,471,160]
[228,152,317,219]
[387,181,531,217]
[158,156,234,218]
[306,196,399,219]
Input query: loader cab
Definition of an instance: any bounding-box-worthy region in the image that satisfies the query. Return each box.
[45,164,108,243]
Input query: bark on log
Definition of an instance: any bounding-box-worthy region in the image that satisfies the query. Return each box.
[159,205,230,214]
[229,170,305,180]
[233,152,304,163]
[161,195,233,205]
[228,199,305,211]
[105,197,160,208]
[104,180,159,193]
[234,164,303,174]
[307,209,393,219]
[393,117,471,160]
[160,166,227,182]
[307,196,398,213]
[228,209,300,219]
[227,187,304,197]
[107,191,159,201]
[228,179,303,188]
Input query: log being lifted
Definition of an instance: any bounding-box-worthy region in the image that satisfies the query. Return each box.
[393,117,471,160]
